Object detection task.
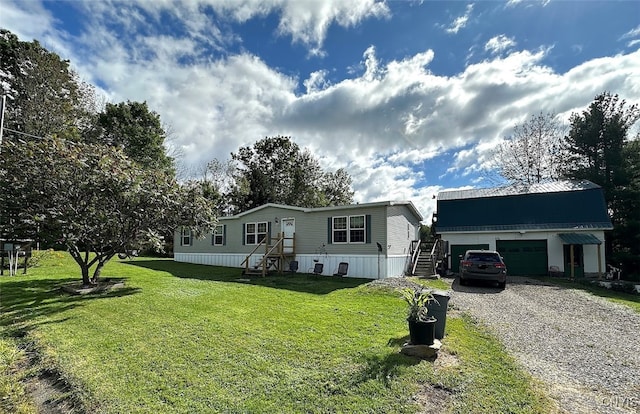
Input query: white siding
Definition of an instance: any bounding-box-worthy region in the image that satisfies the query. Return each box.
[174,253,247,267]
[175,252,410,279]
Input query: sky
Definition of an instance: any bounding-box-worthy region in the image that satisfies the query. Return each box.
[1,0,639,222]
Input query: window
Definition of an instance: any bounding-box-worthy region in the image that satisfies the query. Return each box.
[212,224,225,246]
[181,227,191,246]
[245,222,268,245]
[332,217,348,243]
[349,215,365,243]
[332,215,366,244]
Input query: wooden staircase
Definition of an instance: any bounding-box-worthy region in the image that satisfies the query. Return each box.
[409,239,444,278]
[241,233,295,277]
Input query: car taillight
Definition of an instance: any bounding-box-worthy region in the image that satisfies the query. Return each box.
[461,261,472,267]
[494,263,506,269]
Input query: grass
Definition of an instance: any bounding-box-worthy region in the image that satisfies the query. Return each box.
[533,276,640,314]
[1,253,555,413]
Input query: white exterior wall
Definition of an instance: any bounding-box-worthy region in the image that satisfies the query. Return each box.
[174,252,246,268]
[440,230,607,273]
[174,252,409,279]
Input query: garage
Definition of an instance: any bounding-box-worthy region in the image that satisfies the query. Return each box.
[450,244,490,273]
[496,240,548,276]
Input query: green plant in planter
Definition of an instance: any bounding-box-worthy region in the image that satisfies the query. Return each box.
[401,287,435,322]
[401,287,438,345]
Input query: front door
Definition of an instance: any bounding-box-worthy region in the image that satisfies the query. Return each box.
[563,244,584,278]
[281,218,295,254]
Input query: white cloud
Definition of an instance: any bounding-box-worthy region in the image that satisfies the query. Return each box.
[273,0,390,55]
[67,37,639,220]
[444,4,474,34]
[3,0,640,220]
[620,24,640,48]
[303,70,330,94]
[205,0,390,55]
[620,24,640,40]
[484,35,517,55]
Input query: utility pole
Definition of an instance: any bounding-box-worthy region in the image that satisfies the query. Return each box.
[0,95,6,153]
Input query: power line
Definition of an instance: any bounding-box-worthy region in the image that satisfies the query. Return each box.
[2,127,50,141]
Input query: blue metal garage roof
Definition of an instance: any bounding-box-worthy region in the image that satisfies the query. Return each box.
[436,180,613,232]
[558,233,603,245]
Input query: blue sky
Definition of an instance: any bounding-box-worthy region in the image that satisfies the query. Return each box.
[1,0,639,221]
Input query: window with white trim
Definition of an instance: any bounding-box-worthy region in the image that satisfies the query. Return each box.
[181,227,191,246]
[245,222,268,245]
[332,216,348,243]
[212,224,225,246]
[332,215,365,244]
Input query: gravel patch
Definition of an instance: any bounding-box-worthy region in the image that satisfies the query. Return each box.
[448,276,640,414]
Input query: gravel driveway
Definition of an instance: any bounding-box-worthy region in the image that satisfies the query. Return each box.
[448,276,640,414]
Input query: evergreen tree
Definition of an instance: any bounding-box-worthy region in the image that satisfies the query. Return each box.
[562,92,640,277]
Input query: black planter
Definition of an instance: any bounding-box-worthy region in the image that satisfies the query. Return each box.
[408,318,437,345]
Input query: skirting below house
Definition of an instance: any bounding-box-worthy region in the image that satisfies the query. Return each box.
[173,252,411,279]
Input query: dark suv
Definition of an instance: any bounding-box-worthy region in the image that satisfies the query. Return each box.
[459,250,507,289]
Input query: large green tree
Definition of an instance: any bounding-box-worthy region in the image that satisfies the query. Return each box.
[612,139,640,275]
[227,136,354,213]
[0,29,93,139]
[562,92,640,276]
[563,92,639,204]
[0,137,216,286]
[91,101,175,173]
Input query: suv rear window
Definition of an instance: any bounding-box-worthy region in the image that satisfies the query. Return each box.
[466,253,501,262]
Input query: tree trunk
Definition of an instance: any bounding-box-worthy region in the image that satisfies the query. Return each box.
[81,265,92,287]
[91,253,116,283]
[68,244,94,286]
[92,261,104,283]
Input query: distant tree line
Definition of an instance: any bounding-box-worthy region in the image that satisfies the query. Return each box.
[0,28,354,284]
[494,93,640,279]
[195,135,354,216]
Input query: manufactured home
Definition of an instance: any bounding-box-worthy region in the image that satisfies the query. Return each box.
[435,180,613,278]
[174,201,423,279]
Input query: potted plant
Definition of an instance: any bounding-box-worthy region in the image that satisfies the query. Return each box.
[401,287,437,345]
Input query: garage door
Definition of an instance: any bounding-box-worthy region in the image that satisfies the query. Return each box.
[450,244,490,273]
[496,240,548,276]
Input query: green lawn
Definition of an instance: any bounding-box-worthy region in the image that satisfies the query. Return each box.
[533,276,640,314]
[1,253,555,413]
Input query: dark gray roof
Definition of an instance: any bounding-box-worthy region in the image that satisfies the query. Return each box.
[437,180,601,201]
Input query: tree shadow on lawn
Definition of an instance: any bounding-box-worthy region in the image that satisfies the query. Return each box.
[0,276,141,338]
[124,259,370,295]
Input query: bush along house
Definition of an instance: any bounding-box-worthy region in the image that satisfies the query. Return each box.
[174,201,423,279]
[434,180,613,278]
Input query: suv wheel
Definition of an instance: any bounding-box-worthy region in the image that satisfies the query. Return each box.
[498,281,506,289]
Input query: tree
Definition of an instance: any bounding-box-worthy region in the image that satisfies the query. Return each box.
[320,168,355,206]
[0,29,93,139]
[562,92,639,204]
[227,136,354,213]
[611,139,640,275]
[91,101,174,173]
[495,112,565,185]
[562,92,640,276]
[0,137,216,286]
